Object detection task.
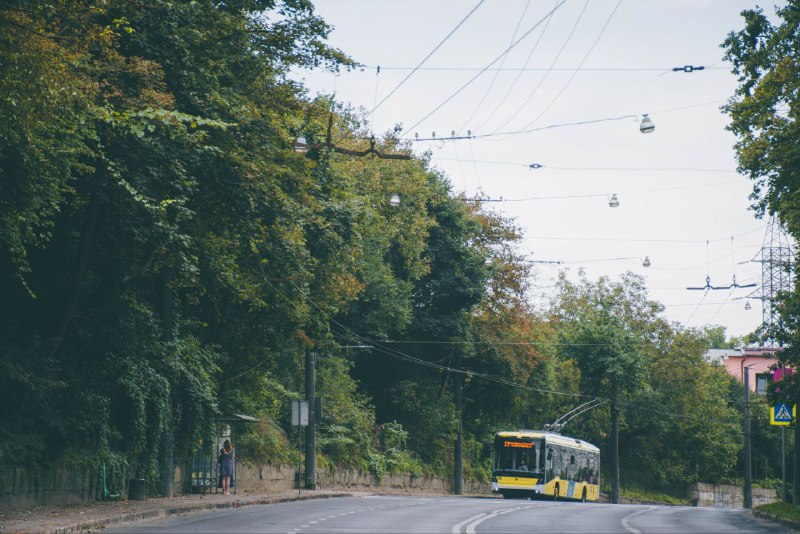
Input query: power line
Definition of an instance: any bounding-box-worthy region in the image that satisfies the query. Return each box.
[493,0,624,137]
[473,0,558,132]
[409,99,727,143]
[364,65,729,72]
[458,178,745,203]
[433,158,738,173]
[458,0,532,132]
[411,113,637,141]
[255,264,734,425]
[484,0,590,135]
[403,0,568,135]
[370,0,486,114]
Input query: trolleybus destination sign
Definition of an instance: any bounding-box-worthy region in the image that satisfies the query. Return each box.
[503,441,533,448]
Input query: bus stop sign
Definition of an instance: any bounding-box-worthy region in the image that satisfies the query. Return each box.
[770,403,796,426]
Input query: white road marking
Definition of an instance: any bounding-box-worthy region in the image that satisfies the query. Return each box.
[451,512,487,533]
[621,507,657,534]
[452,503,560,534]
[466,505,533,534]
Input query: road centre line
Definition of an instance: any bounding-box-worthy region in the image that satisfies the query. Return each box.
[452,503,560,534]
[621,506,657,534]
[291,499,431,533]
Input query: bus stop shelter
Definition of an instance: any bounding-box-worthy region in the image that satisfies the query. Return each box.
[190,414,261,495]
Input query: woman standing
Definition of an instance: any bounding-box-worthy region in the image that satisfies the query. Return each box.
[219,439,235,495]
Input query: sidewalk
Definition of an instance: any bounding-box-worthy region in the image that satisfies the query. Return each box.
[0,489,353,533]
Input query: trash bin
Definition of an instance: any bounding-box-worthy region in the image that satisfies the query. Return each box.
[128,478,146,500]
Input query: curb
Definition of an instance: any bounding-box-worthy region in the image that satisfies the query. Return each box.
[51,492,353,533]
[752,510,800,531]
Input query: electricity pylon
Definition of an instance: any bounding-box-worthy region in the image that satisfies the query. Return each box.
[747,215,794,346]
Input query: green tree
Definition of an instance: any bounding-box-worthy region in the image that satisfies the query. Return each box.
[553,273,650,503]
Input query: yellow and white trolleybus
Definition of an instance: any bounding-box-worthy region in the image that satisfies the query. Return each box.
[491,430,600,502]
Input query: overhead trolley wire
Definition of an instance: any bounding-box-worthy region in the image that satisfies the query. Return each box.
[473,0,559,133]
[491,0,624,137]
[408,98,728,143]
[459,0,533,132]
[403,0,569,135]
[484,0,589,135]
[369,0,486,115]
[365,65,730,72]
[252,262,733,426]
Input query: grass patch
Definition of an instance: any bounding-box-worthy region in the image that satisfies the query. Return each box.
[756,502,800,527]
[601,481,690,506]
[621,487,691,506]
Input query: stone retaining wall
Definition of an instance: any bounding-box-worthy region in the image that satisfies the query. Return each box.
[235,463,490,495]
[689,482,778,508]
[1,463,487,510]
[0,466,98,509]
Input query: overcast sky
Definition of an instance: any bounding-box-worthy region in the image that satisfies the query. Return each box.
[293,0,792,340]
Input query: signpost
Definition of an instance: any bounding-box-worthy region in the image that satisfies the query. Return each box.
[291,400,309,494]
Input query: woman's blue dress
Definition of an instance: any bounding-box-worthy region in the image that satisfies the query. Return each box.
[220,449,235,476]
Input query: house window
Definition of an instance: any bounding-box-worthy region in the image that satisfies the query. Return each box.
[756,373,770,396]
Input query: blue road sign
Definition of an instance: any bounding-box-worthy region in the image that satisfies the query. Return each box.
[771,403,795,426]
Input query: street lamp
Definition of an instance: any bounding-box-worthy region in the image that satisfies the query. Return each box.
[642,256,651,268]
[608,194,620,208]
[745,301,752,310]
[293,136,310,154]
[389,194,401,208]
[639,114,655,134]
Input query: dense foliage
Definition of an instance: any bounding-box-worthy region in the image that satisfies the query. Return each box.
[0,0,755,497]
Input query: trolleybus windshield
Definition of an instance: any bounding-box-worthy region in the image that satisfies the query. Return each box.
[494,438,542,473]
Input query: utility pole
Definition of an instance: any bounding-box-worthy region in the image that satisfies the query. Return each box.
[782,426,787,501]
[454,352,464,495]
[794,424,800,505]
[610,399,620,504]
[159,263,174,498]
[305,351,316,490]
[782,362,787,502]
[744,367,753,509]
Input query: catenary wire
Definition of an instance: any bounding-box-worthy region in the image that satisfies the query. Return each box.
[492,0,623,137]
[403,0,568,135]
[483,0,589,135]
[370,0,486,114]
[249,261,736,424]
[458,0,533,133]
[473,0,559,132]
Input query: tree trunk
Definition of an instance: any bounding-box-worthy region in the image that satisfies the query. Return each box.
[51,187,103,351]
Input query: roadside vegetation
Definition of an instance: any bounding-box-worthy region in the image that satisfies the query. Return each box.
[2,0,800,503]
[755,502,800,528]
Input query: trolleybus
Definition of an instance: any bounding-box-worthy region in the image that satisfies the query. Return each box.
[491,430,600,502]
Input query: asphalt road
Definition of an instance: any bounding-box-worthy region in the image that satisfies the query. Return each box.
[110,495,791,533]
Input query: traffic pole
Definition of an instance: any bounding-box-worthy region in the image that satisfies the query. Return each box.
[744,367,753,509]
[305,351,316,490]
[454,352,463,495]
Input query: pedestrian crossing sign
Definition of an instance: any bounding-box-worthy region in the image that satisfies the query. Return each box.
[770,403,796,426]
